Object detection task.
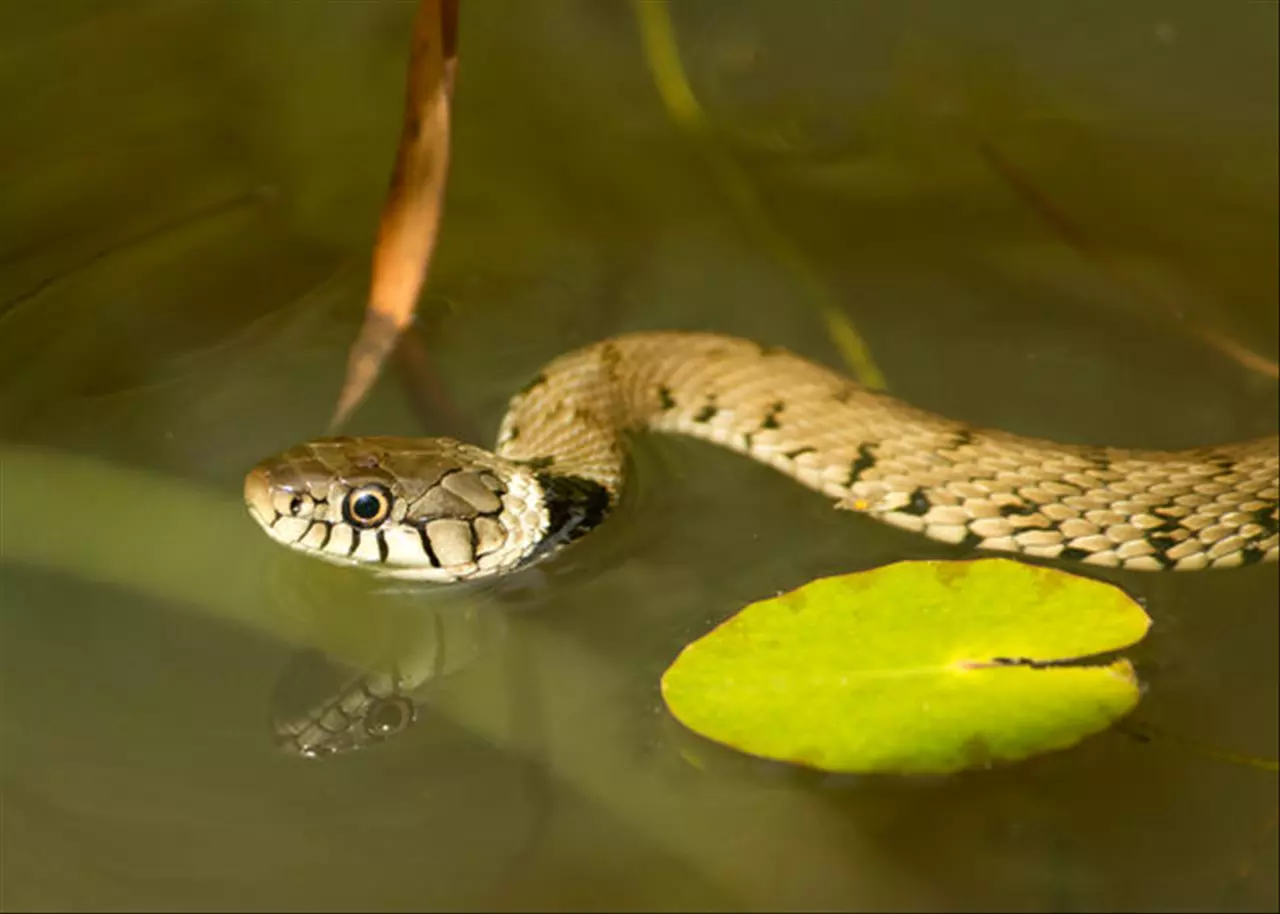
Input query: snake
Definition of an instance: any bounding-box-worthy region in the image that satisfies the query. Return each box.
[244,331,1279,580]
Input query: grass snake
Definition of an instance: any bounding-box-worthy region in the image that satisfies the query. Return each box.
[245,331,1279,578]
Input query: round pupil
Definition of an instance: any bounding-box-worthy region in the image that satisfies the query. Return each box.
[352,491,383,521]
[367,700,408,735]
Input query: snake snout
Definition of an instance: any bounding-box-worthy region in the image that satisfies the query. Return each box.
[243,466,276,528]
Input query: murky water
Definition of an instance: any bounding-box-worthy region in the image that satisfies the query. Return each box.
[2,2,1277,910]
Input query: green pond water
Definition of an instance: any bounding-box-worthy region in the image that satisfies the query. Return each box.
[1,2,1276,910]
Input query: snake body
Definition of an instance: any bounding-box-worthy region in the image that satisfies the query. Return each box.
[245,331,1279,577]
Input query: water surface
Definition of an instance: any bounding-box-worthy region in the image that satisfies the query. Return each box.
[2,2,1276,910]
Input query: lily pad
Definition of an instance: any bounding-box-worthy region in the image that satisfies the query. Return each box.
[661,558,1151,774]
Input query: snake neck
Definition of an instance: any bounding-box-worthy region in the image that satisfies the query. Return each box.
[526,471,613,564]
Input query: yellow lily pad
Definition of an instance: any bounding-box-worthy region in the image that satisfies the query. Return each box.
[661,558,1151,774]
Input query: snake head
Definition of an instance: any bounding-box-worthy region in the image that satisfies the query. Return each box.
[243,436,548,582]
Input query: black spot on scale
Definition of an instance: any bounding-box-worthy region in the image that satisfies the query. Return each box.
[1145,518,1182,536]
[693,403,718,423]
[522,455,556,471]
[999,502,1038,517]
[902,487,932,517]
[506,425,520,442]
[527,474,613,564]
[1144,518,1189,552]
[1240,545,1267,566]
[415,525,441,568]
[761,401,785,430]
[658,386,676,410]
[1086,450,1113,473]
[845,443,877,486]
[1059,546,1092,563]
[951,429,975,448]
[959,530,985,552]
[375,530,390,563]
[1251,505,1279,536]
[518,372,548,397]
[784,446,816,461]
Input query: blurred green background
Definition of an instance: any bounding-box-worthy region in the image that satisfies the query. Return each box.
[1,2,1276,910]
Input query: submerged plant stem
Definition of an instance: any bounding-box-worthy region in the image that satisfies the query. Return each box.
[632,1,888,391]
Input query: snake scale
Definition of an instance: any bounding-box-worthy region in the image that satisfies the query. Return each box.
[245,331,1279,577]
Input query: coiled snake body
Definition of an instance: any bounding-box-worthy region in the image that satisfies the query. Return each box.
[245,332,1279,577]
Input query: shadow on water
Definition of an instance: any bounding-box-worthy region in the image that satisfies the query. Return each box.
[1,1,1277,910]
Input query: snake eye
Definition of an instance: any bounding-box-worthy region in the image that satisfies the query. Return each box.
[288,495,306,515]
[343,484,391,528]
[363,697,414,737]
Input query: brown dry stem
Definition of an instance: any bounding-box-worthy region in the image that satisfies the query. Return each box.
[330,0,459,429]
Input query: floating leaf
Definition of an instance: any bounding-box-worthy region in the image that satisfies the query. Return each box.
[661,558,1151,774]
